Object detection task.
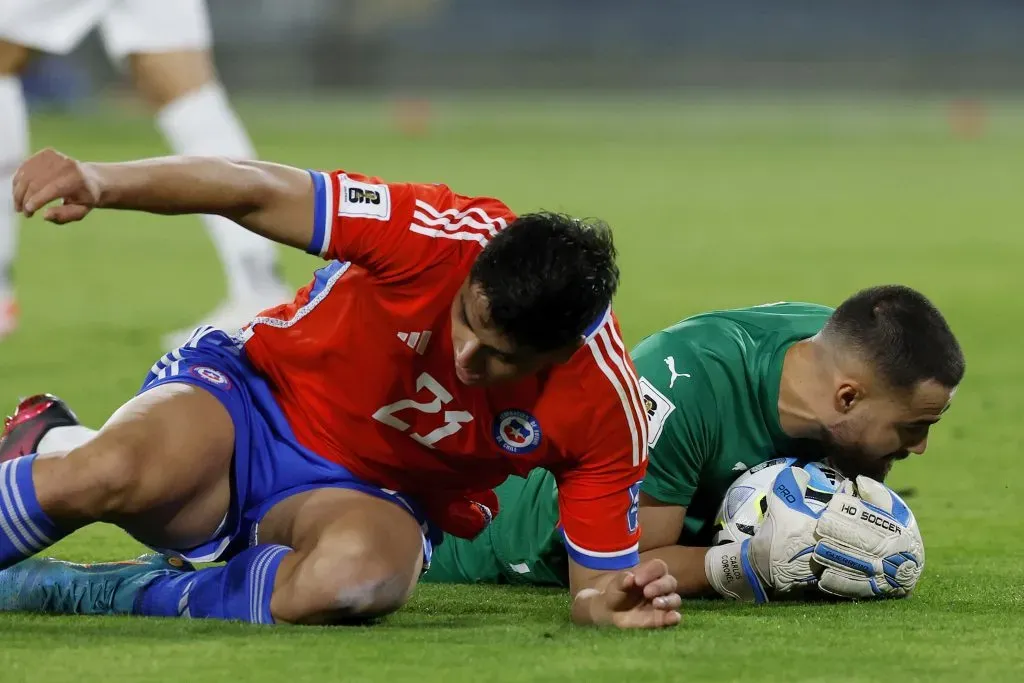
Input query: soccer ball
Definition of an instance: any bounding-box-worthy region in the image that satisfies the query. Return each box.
[711,457,845,545]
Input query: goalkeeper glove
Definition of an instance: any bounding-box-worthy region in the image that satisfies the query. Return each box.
[812,475,924,599]
[705,466,822,603]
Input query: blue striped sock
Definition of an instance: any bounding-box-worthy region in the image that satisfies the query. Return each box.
[136,544,290,624]
[0,454,63,568]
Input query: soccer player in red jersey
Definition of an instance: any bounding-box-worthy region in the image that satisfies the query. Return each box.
[0,148,680,628]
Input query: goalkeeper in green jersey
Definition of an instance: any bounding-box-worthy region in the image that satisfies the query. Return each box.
[422,285,964,600]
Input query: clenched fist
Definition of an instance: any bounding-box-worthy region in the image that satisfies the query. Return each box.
[13,148,102,224]
[586,558,683,628]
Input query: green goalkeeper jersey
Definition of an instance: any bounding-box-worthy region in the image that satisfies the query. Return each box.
[422,302,833,586]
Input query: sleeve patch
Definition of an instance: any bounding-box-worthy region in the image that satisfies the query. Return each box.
[639,377,675,448]
[339,175,391,221]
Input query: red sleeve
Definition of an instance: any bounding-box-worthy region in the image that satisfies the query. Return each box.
[553,313,649,572]
[307,169,514,280]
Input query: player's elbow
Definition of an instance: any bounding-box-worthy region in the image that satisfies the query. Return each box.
[230,160,287,213]
[224,160,315,250]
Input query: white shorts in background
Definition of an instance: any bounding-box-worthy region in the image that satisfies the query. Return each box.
[0,0,212,59]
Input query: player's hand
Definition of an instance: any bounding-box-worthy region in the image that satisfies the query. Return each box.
[705,466,821,602]
[13,148,102,224]
[812,476,924,600]
[593,558,682,628]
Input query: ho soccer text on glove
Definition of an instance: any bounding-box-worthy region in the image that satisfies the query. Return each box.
[811,475,924,600]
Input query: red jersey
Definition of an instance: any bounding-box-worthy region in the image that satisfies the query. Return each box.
[241,169,648,570]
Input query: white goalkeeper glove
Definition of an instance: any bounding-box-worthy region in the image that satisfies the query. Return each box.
[812,475,924,599]
[705,466,821,603]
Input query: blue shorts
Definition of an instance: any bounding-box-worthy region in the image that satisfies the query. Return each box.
[138,326,438,567]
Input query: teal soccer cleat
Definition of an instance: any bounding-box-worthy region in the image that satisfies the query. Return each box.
[0,554,193,616]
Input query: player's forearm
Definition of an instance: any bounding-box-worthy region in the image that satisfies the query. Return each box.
[93,157,262,217]
[91,156,314,251]
[639,545,717,598]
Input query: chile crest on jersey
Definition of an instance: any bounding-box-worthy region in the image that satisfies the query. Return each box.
[493,409,542,455]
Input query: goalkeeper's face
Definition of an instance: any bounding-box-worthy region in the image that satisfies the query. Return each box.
[821,378,955,481]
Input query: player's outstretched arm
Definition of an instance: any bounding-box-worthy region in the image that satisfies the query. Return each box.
[568,558,682,628]
[635,497,719,597]
[638,545,718,598]
[13,148,316,252]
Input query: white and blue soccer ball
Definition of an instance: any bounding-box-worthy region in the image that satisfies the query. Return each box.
[712,457,845,545]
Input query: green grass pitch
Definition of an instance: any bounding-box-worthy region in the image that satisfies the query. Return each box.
[1,96,1023,682]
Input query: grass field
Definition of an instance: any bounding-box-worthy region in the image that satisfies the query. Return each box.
[1,96,1023,682]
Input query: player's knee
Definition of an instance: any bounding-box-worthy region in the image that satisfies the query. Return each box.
[281,533,419,624]
[128,51,216,109]
[322,560,413,622]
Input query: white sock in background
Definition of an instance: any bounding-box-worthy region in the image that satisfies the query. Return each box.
[156,83,284,302]
[37,424,99,455]
[0,75,29,301]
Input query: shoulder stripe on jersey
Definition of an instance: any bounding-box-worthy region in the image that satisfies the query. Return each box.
[238,261,351,343]
[598,333,647,459]
[305,171,335,257]
[414,200,506,237]
[415,200,508,233]
[561,530,639,571]
[412,211,499,238]
[596,326,648,462]
[409,224,488,247]
[587,326,645,467]
[409,199,507,248]
[604,322,650,457]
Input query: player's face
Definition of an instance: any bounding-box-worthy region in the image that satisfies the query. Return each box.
[450,281,569,387]
[821,378,955,481]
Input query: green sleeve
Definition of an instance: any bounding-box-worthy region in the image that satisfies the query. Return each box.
[632,336,719,508]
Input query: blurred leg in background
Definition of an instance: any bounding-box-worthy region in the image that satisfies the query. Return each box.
[0,39,31,341]
[0,0,288,346]
[101,0,289,348]
[0,0,118,342]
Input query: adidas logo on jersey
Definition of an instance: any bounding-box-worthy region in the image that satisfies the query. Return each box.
[732,461,748,472]
[397,330,432,355]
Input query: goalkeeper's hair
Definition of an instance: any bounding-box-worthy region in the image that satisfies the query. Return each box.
[470,211,619,353]
[822,285,965,390]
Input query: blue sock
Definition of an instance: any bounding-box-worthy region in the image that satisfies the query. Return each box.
[136,544,290,624]
[0,455,63,569]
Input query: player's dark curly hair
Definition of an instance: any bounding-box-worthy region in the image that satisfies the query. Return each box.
[470,212,620,353]
[822,285,965,390]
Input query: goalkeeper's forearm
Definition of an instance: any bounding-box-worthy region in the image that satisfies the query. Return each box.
[639,545,718,598]
[91,156,315,251]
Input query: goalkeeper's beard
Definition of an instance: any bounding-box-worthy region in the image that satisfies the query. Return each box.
[819,418,906,483]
